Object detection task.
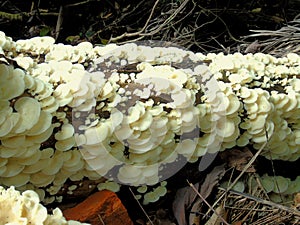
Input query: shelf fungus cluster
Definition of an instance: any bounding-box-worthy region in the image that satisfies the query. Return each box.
[221,174,300,206]
[196,52,300,161]
[0,185,89,225]
[0,31,300,207]
[258,175,300,204]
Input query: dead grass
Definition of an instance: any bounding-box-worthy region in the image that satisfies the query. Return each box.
[238,14,300,57]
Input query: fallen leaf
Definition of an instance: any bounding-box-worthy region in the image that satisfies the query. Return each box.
[251,8,262,13]
[172,183,200,225]
[219,147,255,172]
[172,165,226,225]
[244,40,260,54]
[199,164,226,200]
[189,164,226,225]
[39,25,51,36]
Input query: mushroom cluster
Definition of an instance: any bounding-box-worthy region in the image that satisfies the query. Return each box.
[221,174,300,206]
[0,31,299,204]
[258,174,300,204]
[197,52,300,161]
[0,185,89,225]
[131,181,168,205]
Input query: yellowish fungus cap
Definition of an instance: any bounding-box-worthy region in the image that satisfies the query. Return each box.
[0,186,90,225]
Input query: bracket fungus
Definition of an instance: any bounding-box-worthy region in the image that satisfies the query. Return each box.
[0,186,90,225]
[0,32,299,207]
[258,174,300,204]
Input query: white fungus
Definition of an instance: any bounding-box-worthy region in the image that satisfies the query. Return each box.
[0,32,299,206]
[0,186,90,225]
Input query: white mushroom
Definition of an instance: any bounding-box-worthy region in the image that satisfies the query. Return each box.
[13,97,41,134]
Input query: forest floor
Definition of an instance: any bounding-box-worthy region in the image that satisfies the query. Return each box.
[2,0,300,55]
[1,0,300,224]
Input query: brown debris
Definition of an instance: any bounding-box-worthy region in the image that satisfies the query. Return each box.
[63,190,134,225]
[172,165,226,225]
[219,147,256,173]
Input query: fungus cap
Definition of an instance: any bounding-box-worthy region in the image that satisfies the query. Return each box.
[0,186,90,225]
[13,97,41,134]
[0,65,25,101]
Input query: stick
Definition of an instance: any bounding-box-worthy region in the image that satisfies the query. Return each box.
[187,180,230,225]
[207,141,268,216]
[219,187,300,217]
[129,187,154,225]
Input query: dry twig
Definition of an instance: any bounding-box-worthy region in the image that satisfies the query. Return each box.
[129,187,154,225]
[240,15,300,56]
[206,141,268,217]
[220,188,300,218]
[187,180,230,225]
[109,0,160,42]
